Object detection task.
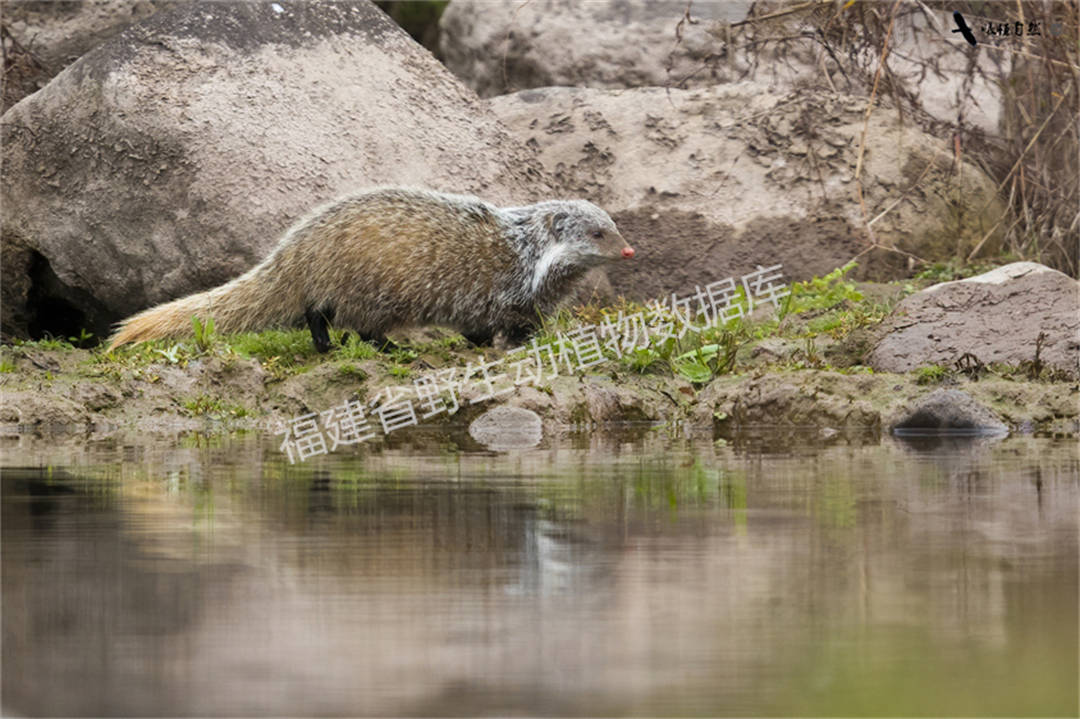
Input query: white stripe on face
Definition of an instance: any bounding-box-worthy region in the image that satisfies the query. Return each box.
[531,243,569,294]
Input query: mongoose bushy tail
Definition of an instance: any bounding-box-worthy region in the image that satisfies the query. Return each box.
[107,263,297,347]
[108,187,634,352]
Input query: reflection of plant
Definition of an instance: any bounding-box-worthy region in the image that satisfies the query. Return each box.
[815,474,857,530]
[536,455,747,521]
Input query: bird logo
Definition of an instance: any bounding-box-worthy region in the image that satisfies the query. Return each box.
[952,11,977,46]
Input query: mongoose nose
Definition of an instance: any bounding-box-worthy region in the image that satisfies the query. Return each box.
[622,246,635,259]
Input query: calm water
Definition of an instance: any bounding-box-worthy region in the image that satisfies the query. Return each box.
[2,430,1077,717]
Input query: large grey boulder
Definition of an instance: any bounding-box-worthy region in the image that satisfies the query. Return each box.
[440,1,752,98]
[1,0,549,340]
[488,84,1004,297]
[870,262,1080,378]
[439,1,1007,136]
[1,0,180,112]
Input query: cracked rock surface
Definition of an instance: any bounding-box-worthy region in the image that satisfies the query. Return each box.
[869,262,1080,377]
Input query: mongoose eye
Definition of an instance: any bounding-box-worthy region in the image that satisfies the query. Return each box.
[592,230,604,239]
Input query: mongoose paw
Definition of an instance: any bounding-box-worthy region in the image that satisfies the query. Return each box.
[305,307,333,353]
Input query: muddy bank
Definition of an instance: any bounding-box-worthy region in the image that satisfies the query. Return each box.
[1,342,1075,448]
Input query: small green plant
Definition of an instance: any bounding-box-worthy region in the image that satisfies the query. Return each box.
[671,327,743,382]
[915,364,950,385]
[389,346,418,365]
[230,329,317,365]
[437,335,467,350]
[388,365,412,378]
[621,335,680,375]
[192,316,215,352]
[260,355,287,380]
[672,352,713,383]
[0,355,16,373]
[337,363,368,380]
[791,336,825,369]
[333,333,380,360]
[913,259,1010,285]
[23,335,74,351]
[781,261,862,318]
[154,344,185,365]
[68,328,95,348]
[181,394,248,419]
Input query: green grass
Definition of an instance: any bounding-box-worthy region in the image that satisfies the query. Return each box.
[913,258,1016,284]
[333,333,379,361]
[10,262,962,389]
[389,347,418,364]
[562,261,885,382]
[915,364,951,385]
[229,328,317,363]
[79,325,387,383]
[337,363,368,380]
[181,394,249,419]
[14,336,74,351]
[780,261,862,316]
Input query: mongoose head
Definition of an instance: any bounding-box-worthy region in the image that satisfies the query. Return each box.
[530,200,634,294]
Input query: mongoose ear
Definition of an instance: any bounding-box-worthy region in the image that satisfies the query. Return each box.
[546,211,569,238]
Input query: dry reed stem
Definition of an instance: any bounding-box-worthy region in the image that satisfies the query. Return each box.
[853,0,902,249]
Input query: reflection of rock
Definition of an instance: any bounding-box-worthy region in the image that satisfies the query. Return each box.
[469,405,543,450]
[870,262,1080,378]
[890,433,1006,453]
[4,439,1077,715]
[890,388,1007,436]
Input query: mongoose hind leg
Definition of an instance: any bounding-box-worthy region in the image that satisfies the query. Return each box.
[305,307,334,353]
[307,307,389,353]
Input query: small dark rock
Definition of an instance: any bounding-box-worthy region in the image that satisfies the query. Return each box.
[891,389,1007,435]
[469,406,543,450]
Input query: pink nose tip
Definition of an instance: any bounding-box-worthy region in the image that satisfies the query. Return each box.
[622,246,635,259]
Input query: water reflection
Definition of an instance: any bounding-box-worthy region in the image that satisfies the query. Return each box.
[2,432,1077,716]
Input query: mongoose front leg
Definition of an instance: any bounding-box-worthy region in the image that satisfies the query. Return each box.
[305,307,332,353]
[503,324,535,347]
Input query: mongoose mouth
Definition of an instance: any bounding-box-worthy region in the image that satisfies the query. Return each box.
[622,246,635,259]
